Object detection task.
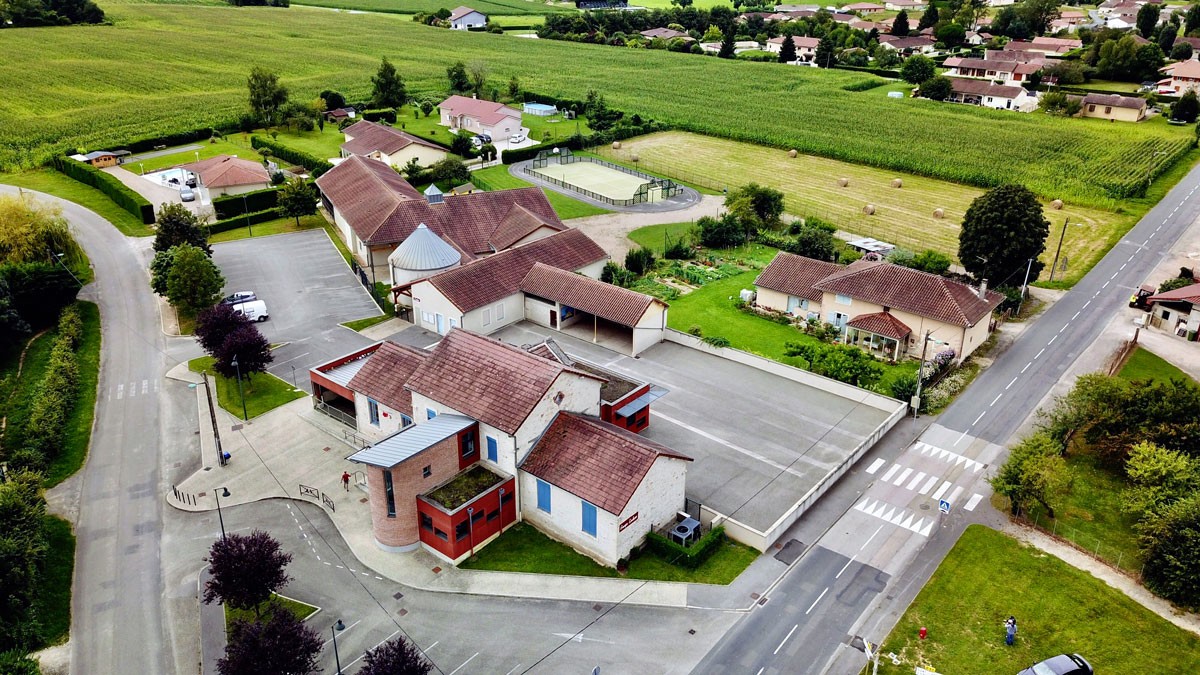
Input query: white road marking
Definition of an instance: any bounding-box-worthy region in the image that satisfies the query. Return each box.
[919,476,939,495]
[964,494,985,511]
[1111,272,1118,280]
[1006,376,1018,390]
[860,524,884,550]
[1072,311,1080,320]
[117,384,124,399]
[837,555,856,579]
[865,458,886,475]
[1120,264,1126,271]
[1035,348,1045,359]
[755,669,765,675]
[1128,254,1135,262]
[427,641,439,651]
[990,394,1002,406]
[507,666,525,675]
[881,464,901,482]
[948,486,964,504]
[806,589,829,615]
[448,653,479,675]
[893,468,913,486]
[906,471,927,491]
[128,382,136,398]
[341,630,402,672]
[775,625,799,653]
[972,410,986,425]
[655,411,806,478]
[955,430,968,447]
[1083,300,1091,309]
[1048,335,1057,345]
[1103,281,1110,288]
[1058,324,1066,333]
[141,379,148,394]
[932,481,952,501]
[1021,362,1031,374]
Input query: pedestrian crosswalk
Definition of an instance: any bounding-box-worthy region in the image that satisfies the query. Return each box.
[853,498,934,537]
[912,441,985,473]
[109,379,157,400]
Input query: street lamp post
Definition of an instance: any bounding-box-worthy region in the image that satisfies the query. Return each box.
[242,193,252,237]
[911,331,943,419]
[231,356,248,421]
[1017,257,1035,316]
[52,252,83,288]
[214,486,230,539]
[331,619,345,674]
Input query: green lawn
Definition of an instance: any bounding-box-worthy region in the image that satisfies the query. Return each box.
[33,515,75,647]
[0,323,58,456]
[627,221,701,255]
[265,125,345,161]
[0,168,153,237]
[460,522,758,584]
[187,356,305,419]
[224,594,319,633]
[1117,346,1193,384]
[393,104,592,148]
[46,301,101,487]
[123,137,261,174]
[471,165,609,219]
[208,213,329,243]
[341,314,390,331]
[876,525,1200,674]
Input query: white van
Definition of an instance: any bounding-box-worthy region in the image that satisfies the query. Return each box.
[233,300,269,322]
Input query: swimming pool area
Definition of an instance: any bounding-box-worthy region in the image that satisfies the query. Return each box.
[523,102,557,116]
[146,167,191,189]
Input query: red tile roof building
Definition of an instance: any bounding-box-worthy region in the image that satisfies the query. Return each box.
[520,263,663,327]
[340,120,444,159]
[347,341,429,419]
[179,155,271,196]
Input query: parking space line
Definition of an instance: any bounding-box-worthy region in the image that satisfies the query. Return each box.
[448,653,479,675]
[341,630,402,672]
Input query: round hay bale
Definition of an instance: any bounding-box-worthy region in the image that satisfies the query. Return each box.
[1050,199,1064,210]
[838,178,850,187]
[863,204,876,215]
[612,141,621,150]
[631,153,640,163]
[933,208,945,219]
[892,178,903,188]
[788,149,798,158]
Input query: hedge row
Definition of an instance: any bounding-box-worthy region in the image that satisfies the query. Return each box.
[51,156,155,224]
[249,136,333,177]
[121,125,235,155]
[207,209,279,234]
[362,108,398,124]
[212,185,281,219]
[11,306,82,474]
[643,525,726,569]
[502,121,670,164]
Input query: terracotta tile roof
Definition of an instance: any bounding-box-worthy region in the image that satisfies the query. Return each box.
[814,260,1004,327]
[1178,36,1200,50]
[438,95,521,127]
[522,412,692,515]
[489,204,556,251]
[1148,282,1200,305]
[755,251,842,303]
[1082,93,1146,110]
[884,36,935,49]
[405,330,602,435]
[425,228,607,312]
[640,27,688,39]
[1167,60,1200,79]
[317,155,563,255]
[947,77,1026,99]
[346,341,429,416]
[520,263,662,327]
[946,57,1040,74]
[846,311,912,340]
[1031,36,1082,50]
[341,120,443,157]
[768,35,821,48]
[180,155,270,189]
[448,5,481,19]
[983,49,1045,64]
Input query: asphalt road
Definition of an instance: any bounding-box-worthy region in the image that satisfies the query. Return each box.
[693,163,1200,675]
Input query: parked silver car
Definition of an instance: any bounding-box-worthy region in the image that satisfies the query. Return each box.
[180,187,196,202]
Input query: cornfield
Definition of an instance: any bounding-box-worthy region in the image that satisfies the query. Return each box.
[0,2,1191,208]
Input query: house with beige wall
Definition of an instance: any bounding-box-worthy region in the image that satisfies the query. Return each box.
[1079,93,1146,122]
[755,253,1003,362]
[340,119,446,168]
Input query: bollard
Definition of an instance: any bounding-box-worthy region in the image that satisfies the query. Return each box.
[919,626,927,640]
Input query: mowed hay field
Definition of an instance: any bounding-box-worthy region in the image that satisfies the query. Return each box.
[0,1,1191,208]
[601,132,1131,285]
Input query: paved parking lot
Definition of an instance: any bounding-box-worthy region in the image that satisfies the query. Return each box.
[494,323,895,534]
[212,230,379,379]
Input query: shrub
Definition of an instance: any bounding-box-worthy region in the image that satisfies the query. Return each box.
[212,185,283,219]
[207,209,278,234]
[600,261,636,287]
[702,335,731,348]
[624,247,656,276]
[643,525,727,569]
[697,214,745,249]
[52,156,154,224]
[663,235,693,260]
[687,325,703,337]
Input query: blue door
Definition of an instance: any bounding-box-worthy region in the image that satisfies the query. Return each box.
[486,436,498,462]
[581,501,597,537]
[536,480,551,513]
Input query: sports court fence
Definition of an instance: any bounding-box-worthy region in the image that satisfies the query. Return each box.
[522,152,683,207]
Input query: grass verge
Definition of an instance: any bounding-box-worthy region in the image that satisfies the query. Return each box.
[208,214,329,243]
[471,165,610,219]
[45,301,101,487]
[461,522,758,584]
[341,314,390,331]
[0,168,153,237]
[1117,345,1193,384]
[224,594,319,633]
[188,356,305,419]
[33,515,75,646]
[876,525,1200,674]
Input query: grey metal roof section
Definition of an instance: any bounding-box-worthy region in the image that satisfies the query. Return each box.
[388,223,462,271]
[321,358,367,387]
[615,384,669,417]
[348,414,475,467]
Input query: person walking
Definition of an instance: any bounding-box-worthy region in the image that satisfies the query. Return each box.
[1005,616,1017,646]
[342,471,351,491]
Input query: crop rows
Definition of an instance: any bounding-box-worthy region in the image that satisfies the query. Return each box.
[290,0,569,14]
[0,2,1193,208]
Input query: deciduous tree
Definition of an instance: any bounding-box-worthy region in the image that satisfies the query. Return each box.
[697,214,745,249]
[1122,441,1200,519]
[1018,0,1060,35]
[1138,492,1200,610]
[371,57,407,109]
[958,184,1049,284]
[218,609,322,675]
[916,5,938,31]
[195,303,251,357]
[247,66,288,126]
[1136,2,1159,37]
[163,244,224,314]
[213,324,273,380]
[900,53,935,84]
[154,202,210,255]
[0,195,83,267]
[1173,89,1199,123]
[919,75,953,101]
[989,431,1070,517]
[935,22,966,49]
[275,178,316,226]
[467,60,489,97]
[446,61,470,93]
[318,89,346,111]
[203,530,292,613]
[358,637,433,675]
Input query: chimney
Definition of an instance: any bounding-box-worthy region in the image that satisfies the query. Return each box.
[978,278,988,299]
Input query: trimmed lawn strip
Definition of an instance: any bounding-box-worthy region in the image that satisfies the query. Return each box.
[122,137,258,174]
[341,314,390,331]
[262,126,343,162]
[224,594,319,633]
[45,301,101,487]
[471,165,610,219]
[1117,345,1193,384]
[461,522,757,584]
[33,515,75,646]
[0,328,57,456]
[0,168,153,237]
[877,525,1200,674]
[208,214,329,243]
[188,356,305,419]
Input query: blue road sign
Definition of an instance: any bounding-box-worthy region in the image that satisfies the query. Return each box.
[939,499,951,514]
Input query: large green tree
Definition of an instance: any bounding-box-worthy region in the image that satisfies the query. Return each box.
[0,195,83,267]
[815,36,836,67]
[900,54,935,85]
[153,202,210,255]
[247,66,288,125]
[958,184,1049,284]
[778,35,797,63]
[1173,90,1199,123]
[891,9,909,36]
[275,178,316,226]
[1136,2,1159,38]
[919,75,953,101]
[162,244,224,313]
[916,5,938,30]
[1122,441,1200,519]
[1138,492,1200,610]
[371,57,406,109]
[990,431,1070,518]
[446,61,469,93]
[1018,0,1060,35]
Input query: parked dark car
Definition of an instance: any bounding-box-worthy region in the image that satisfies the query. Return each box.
[1018,653,1093,675]
[220,291,256,305]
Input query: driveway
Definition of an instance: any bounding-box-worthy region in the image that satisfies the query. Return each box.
[102,165,209,217]
[211,230,380,380]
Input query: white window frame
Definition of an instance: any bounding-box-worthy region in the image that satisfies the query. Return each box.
[482,308,491,326]
[495,302,505,320]
[835,294,852,306]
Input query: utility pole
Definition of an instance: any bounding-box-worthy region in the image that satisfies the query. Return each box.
[1048,217,1069,282]
[911,330,934,418]
[1017,257,1034,316]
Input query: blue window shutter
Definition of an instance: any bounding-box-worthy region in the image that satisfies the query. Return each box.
[486,436,498,462]
[582,501,597,537]
[536,480,551,513]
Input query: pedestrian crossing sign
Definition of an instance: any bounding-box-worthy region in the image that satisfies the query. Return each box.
[939,499,951,514]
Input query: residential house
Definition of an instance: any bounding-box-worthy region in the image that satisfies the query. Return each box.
[340,119,446,168]
[640,27,692,41]
[1177,36,1200,57]
[324,107,356,123]
[987,0,1015,6]
[878,36,937,55]
[1050,9,1087,32]
[448,5,487,30]
[1160,59,1200,94]
[1080,93,1147,122]
[1147,283,1200,339]
[842,2,885,11]
[315,154,565,283]
[438,95,523,140]
[755,253,1004,361]
[1105,6,1139,28]
[964,30,987,46]
[699,40,762,53]
[942,56,1041,85]
[339,329,690,567]
[179,155,271,197]
[984,48,1047,66]
[766,35,821,61]
[884,0,926,9]
[944,77,1038,111]
[1019,36,1083,54]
